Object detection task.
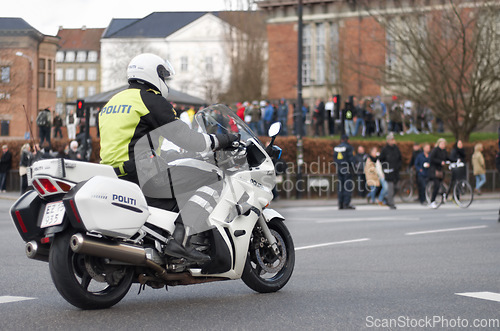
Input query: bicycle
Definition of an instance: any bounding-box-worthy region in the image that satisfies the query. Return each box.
[398,170,416,202]
[425,161,473,208]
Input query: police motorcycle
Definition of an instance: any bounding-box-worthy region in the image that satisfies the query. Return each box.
[10,104,294,310]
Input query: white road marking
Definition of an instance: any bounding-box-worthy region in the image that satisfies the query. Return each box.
[296,238,370,251]
[446,211,494,217]
[0,296,36,304]
[405,225,488,236]
[456,292,500,303]
[316,216,420,224]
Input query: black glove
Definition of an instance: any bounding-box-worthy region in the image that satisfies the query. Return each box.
[213,133,240,151]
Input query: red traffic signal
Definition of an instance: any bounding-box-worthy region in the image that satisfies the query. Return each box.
[76,99,84,118]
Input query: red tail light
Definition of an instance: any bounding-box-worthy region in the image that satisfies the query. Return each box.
[15,210,28,233]
[38,178,58,193]
[55,181,72,192]
[32,180,45,195]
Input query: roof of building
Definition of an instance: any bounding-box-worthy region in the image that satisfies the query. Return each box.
[83,85,207,106]
[102,12,213,38]
[0,17,37,31]
[57,27,106,50]
[0,17,45,39]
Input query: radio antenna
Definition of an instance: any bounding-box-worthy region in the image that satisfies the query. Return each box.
[22,105,37,149]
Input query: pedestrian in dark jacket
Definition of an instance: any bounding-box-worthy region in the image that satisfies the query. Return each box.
[53,113,63,138]
[447,140,466,197]
[334,134,355,210]
[353,145,368,197]
[379,133,401,209]
[313,99,325,137]
[415,143,431,204]
[0,145,12,192]
[429,138,448,208]
[19,143,34,194]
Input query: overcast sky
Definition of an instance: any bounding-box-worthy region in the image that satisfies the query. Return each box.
[2,0,243,35]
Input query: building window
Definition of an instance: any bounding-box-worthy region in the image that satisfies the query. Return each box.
[38,72,45,88]
[77,86,85,98]
[65,68,74,81]
[302,24,312,86]
[56,51,65,62]
[65,51,75,62]
[76,51,87,62]
[76,68,85,81]
[1,66,10,83]
[181,56,188,72]
[56,86,63,98]
[88,86,96,96]
[56,103,64,114]
[88,68,97,81]
[56,68,63,81]
[329,22,339,84]
[66,86,74,98]
[88,51,98,62]
[315,23,326,85]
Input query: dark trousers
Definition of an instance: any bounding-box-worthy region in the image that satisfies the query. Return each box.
[39,126,51,147]
[337,172,353,208]
[417,174,428,203]
[430,177,443,202]
[0,172,7,191]
[54,126,63,138]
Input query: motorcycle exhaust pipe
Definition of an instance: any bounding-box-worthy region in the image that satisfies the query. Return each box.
[25,241,49,262]
[70,234,168,280]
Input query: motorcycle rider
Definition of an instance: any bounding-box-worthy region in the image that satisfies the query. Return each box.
[99,53,238,263]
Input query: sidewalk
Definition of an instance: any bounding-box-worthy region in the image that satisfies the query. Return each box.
[2,190,497,208]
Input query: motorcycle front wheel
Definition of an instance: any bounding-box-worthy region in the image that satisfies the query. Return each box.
[242,219,295,293]
[49,231,134,310]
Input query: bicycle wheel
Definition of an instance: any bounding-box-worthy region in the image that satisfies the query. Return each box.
[426,181,446,208]
[399,179,413,202]
[453,180,473,208]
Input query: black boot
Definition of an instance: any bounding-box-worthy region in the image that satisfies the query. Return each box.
[164,223,211,263]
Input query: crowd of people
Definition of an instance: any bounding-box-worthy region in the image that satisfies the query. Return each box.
[333,133,493,210]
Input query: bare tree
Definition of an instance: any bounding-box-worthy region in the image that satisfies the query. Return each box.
[357,0,500,141]
[219,1,267,103]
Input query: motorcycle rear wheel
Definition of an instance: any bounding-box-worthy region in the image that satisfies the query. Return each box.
[49,231,134,310]
[242,219,295,293]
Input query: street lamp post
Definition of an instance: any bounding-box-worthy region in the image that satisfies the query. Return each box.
[16,51,34,139]
[296,0,304,199]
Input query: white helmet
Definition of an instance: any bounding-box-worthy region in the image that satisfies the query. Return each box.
[127,53,175,98]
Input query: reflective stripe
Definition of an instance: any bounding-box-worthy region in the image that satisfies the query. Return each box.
[188,195,214,214]
[197,186,219,200]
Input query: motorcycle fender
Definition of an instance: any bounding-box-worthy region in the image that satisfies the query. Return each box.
[262,208,285,222]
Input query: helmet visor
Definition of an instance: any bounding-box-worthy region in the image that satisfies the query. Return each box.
[157,60,175,83]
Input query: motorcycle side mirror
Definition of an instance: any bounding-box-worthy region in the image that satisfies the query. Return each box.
[268,122,281,138]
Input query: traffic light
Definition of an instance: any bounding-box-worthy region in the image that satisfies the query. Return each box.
[76,99,85,118]
[333,94,341,119]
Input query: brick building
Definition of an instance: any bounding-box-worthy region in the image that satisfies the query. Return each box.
[0,18,58,139]
[55,27,105,126]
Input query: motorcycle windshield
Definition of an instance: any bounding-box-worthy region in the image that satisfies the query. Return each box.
[134,104,254,235]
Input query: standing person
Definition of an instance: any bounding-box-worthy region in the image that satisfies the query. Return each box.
[428,138,448,208]
[247,101,261,136]
[379,133,401,209]
[263,100,274,134]
[277,98,288,136]
[344,102,355,137]
[99,53,238,263]
[353,145,368,197]
[66,110,78,140]
[67,140,83,161]
[0,145,12,192]
[53,112,63,138]
[372,96,385,136]
[353,97,366,137]
[447,140,466,198]
[37,107,52,148]
[236,102,245,122]
[324,96,335,136]
[313,99,325,137]
[415,143,431,205]
[333,134,355,210]
[472,143,486,195]
[19,143,34,194]
[365,146,387,205]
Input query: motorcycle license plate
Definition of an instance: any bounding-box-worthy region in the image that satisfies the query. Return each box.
[40,201,65,228]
